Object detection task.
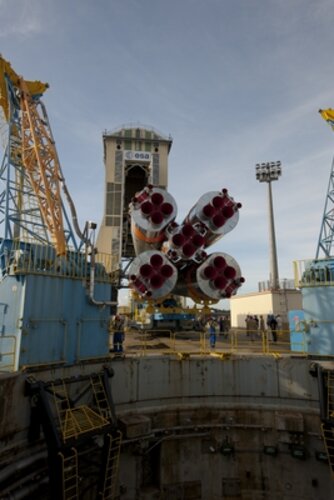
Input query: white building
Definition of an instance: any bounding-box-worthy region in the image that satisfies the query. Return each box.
[230,288,302,328]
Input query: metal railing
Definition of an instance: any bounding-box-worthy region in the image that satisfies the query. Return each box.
[294,259,334,288]
[1,241,114,283]
[118,328,310,358]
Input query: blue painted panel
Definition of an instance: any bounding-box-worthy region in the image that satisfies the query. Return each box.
[19,275,112,366]
[0,275,25,370]
[0,275,25,333]
[288,310,306,352]
[301,287,334,355]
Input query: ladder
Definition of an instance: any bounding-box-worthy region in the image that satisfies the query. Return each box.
[91,374,112,420]
[319,369,334,477]
[51,381,72,439]
[327,371,334,418]
[26,369,119,499]
[98,431,122,499]
[321,423,334,475]
[59,448,79,500]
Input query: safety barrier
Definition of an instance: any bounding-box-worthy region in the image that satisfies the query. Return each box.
[0,335,16,371]
[119,328,309,358]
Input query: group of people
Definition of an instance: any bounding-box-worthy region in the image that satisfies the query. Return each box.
[110,311,283,353]
[245,313,282,342]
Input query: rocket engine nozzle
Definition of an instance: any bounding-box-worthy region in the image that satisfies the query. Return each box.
[128,185,244,302]
[185,189,241,247]
[174,252,244,302]
[128,250,178,299]
[162,221,207,265]
[129,186,177,255]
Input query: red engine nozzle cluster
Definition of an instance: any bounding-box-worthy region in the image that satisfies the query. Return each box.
[140,192,174,226]
[129,185,244,302]
[169,223,206,260]
[129,251,177,298]
[202,190,241,229]
[200,254,244,297]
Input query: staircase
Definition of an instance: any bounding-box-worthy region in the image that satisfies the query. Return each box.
[26,367,122,499]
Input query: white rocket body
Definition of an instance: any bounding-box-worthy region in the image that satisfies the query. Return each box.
[129,186,177,255]
[127,186,244,302]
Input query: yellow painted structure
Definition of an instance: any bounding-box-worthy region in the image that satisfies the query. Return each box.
[0,56,48,121]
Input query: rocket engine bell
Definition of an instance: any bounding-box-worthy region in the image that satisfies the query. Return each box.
[129,185,177,256]
[174,252,244,302]
[128,185,244,303]
[128,250,178,299]
[162,221,207,265]
[185,189,241,247]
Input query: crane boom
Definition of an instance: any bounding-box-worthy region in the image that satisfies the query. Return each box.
[0,56,71,255]
[0,56,117,308]
[19,77,66,255]
[0,56,48,120]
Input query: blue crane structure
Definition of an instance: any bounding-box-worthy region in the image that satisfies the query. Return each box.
[0,56,116,370]
[316,109,334,259]
[291,109,334,356]
[0,56,123,500]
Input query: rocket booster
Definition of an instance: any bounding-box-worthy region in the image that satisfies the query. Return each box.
[174,252,245,302]
[129,186,177,256]
[184,189,241,247]
[128,250,178,300]
[127,185,244,303]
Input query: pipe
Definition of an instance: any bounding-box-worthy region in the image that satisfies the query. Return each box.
[88,254,118,307]
[0,450,47,484]
[2,475,49,500]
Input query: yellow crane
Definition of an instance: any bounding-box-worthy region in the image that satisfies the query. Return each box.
[0,56,67,255]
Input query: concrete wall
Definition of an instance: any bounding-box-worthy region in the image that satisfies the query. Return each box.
[111,355,331,500]
[0,355,332,500]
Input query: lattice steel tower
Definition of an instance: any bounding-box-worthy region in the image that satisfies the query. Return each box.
[317,109,334,259]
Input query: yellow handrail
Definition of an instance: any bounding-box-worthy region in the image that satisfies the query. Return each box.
[118,327,314,359]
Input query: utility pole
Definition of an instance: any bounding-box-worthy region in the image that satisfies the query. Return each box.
[255,161,282,290]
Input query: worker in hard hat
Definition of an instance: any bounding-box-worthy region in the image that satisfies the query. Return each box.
[112,314,125,354]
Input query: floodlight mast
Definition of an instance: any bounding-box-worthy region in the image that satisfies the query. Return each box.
[255,161,282,290]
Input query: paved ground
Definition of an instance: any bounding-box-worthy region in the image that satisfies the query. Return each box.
[117,328,296,357]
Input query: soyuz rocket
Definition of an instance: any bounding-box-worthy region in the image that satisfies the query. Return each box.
[128,185,244,303]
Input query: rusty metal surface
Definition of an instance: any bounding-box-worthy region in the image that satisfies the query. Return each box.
[0,355,331,499]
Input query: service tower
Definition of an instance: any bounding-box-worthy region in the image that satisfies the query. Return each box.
[96,125,173,273]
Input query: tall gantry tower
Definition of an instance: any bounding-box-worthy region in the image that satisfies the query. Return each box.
[317,109,334,259]
[96,125,172,275]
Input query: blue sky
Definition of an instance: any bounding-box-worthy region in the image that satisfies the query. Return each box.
[1,0,334,306]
